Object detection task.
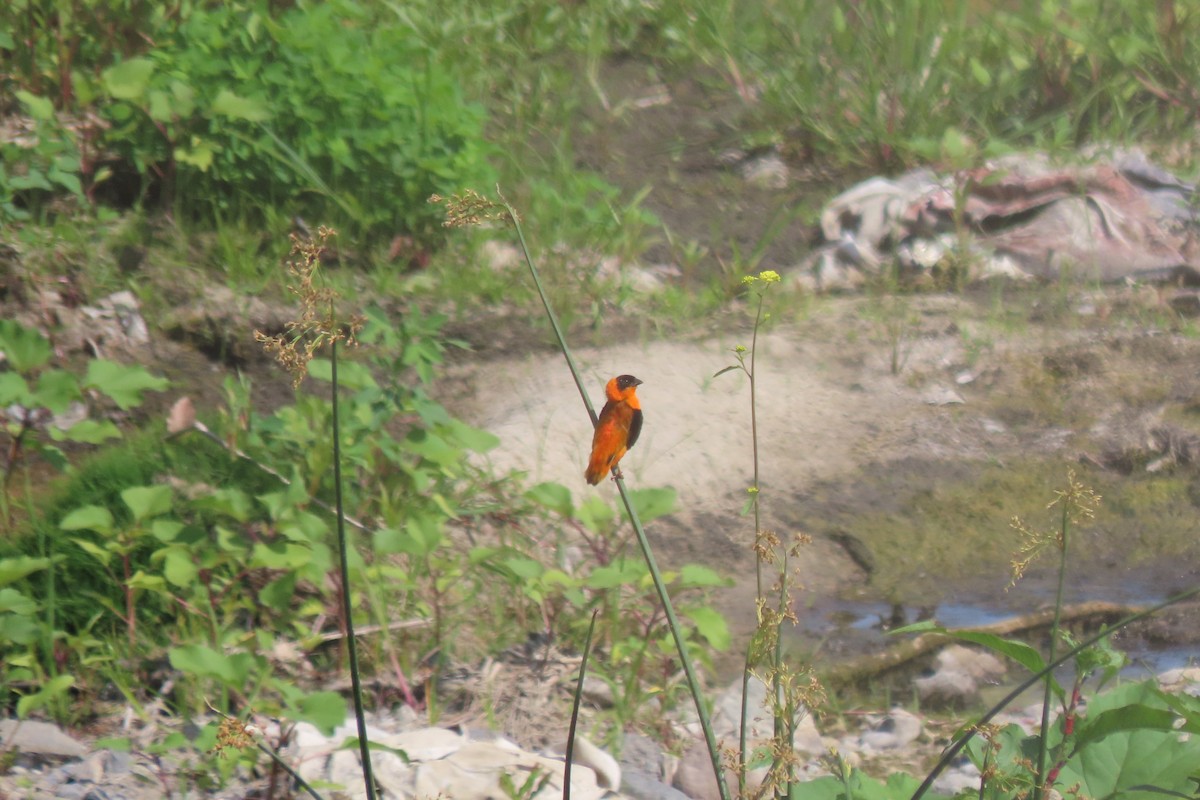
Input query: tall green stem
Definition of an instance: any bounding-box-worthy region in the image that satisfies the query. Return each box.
[507,203,731,800]
[332,338,376,800]
[1037,499,1070,791]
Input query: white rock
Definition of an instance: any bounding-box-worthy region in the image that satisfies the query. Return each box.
[858,708,922,751]
[0,719,87,758]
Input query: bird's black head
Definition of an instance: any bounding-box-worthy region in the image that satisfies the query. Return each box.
[616,375,643,390]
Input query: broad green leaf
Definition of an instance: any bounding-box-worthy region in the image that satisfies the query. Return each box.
[686,605,730,650]
[259,573,296,610]
[629,487,676,521]
[251,540,312,570]
[121,485,173,522]
[585,559,644,589]
[211,89,270,122]
[150,519,184,543]
[60,505,114,533]
[1074,704,1199,749]
[0,587,36,616]
[525,482,574,517]
[0,320,53,373]
[52,418,120,444]
[0,556,51,587]
[102,57,155,100]
[0,613,40,645]
[34,369,81,413]
[0,372,32,406]
[294,691,346,736]
[169,644,249,685]
[49,167,82,196]
[84,360,168,410]
[790,770,929,800]
[15,90,54,121]
[373,526,406,555]
[162,549,198,587]
[678,564,730,588]
[1057,717,1200,799]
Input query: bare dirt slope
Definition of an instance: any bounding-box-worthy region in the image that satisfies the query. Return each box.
[444,290,1200,663]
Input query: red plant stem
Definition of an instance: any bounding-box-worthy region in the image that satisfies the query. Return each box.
[123,552,135,648]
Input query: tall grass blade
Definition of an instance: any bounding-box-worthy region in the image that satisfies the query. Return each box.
[505,198,732,800]
[331,339,377,800]
[564,610,599,800]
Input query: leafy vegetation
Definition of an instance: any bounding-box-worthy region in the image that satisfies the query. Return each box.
[3,0,1200,797]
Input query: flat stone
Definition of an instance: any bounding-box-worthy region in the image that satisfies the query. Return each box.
[0,719,88,758]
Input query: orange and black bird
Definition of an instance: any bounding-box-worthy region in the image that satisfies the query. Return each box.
[585,374,643,485]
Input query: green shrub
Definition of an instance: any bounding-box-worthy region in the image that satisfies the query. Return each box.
[96,0,494,241]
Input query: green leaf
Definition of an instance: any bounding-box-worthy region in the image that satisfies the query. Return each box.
[525,482,574,517]
[678,564,730,588]
[126,570,166,592]
[175,139,215,171]
[162,549,199,587]
[686,605,730,650]
[251,540,312,570]
[259,572,296,610]
[84,360,168,410]
[17,674,75,719]
[60,505,114,533]
[102,57,155,100]
[193,487,253,522]
[169,644,250,685]
[0,556,51,587]
[585,559,644,589]
[211,89,270,122]
[373,526,406,555]
[629,487,676,521]
[969,57,992,87]
[576,495,614,534]
[121,485,173,523]
[70,538,112,566]
[0,612,41,645]
[943,630,1048,678]
[14,90,54,121]
[0,587,36,616]
[713,365,740,378]
[33,369,82,413]
[53,418,120,444]
[446,419,499,453]
[503,557,545,580]
[150,519,185,543]
[294,691,346,736]
[306,358,377,389]
[0,320,53,373]
[0,373,32,406]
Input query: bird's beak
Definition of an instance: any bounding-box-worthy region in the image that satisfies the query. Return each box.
[633,378,644,386]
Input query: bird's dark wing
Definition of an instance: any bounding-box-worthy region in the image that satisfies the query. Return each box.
[627,408,643,450]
